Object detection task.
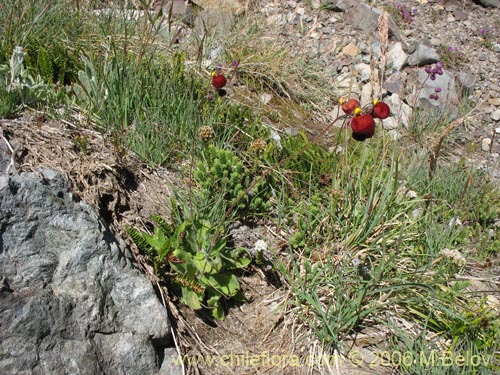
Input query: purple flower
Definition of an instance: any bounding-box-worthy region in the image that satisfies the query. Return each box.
[435,87,442,93]
[232,60,239,68]
[396,3,416,23]
[436,61,443,68]
[425,66,432,74]
[480,27,489,36]
[430,75,436,81]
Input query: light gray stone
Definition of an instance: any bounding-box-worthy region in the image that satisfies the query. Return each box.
[360,82,373,107]
[482,138,492,152]
[381,117,400,130]
[336,72,361,97]
[456,71,476,91]
[383,72,407,97]
[408,42,440,66]
[355,63,372,82]
[491,110,500,121]
[411,68,460,111]
[387,42,408,71]
[385,93,412,128]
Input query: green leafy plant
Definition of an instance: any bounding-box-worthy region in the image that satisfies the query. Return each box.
[0,46,66,111]
[0,79,20,118]
[128,200,251,320]
[73,134,90,155]
[0,1,84,85]
[195,145,272,216]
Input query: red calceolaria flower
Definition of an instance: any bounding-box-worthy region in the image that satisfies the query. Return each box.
[372,100,390,119]
[351,114,376,141]
[341,97,391,141]
[341,98,360,114]
[212,73,227,89]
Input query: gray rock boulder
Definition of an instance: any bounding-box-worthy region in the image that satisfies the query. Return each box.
[408,42,440,66]
[387,42,408,71]
[0,163,181,374]
[347,2,403,40]
[385,93,412,128]
[409,68,460,111]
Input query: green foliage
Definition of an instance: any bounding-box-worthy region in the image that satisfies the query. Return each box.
[73,134,90,155]
[2,0,499,363]
[0,1,84,85]
[266,131,334,189]
[405,159,500,259]
[36,47,54,84]
[75,50,228,165]
[0,83,20,118]
[276,141,495,354]
[388,321,499,375]
[0,46,67,114]
[438,45,465,69]
[127,199,250,320]
[195,145,272,216]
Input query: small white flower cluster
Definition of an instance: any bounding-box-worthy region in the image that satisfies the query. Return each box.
[254,240,268,253]
[406,190,418,199]
[440,248,467,267]
[448,216,463,227]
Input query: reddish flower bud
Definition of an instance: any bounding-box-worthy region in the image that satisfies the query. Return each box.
[341,98,360,114]
[212,74,227,89]
[372,101,390,119]
[351,114,375,141]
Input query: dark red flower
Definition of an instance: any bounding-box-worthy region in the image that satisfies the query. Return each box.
[351,114,375,141]
[372,101,390,119]
[341,98,360,114]
[212,74,227,89]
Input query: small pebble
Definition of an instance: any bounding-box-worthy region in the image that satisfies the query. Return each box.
[342,43,359,57]
[482,138,492,152]
[491,110,500,121]
[488,98,500,106]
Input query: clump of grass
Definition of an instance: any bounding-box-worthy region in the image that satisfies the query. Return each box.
[0,0,86,85]
[274,131,500,368]
[219,17,338,123]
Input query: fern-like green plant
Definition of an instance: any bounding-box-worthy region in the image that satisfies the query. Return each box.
[37,47,54,84]
[127,204,251,320]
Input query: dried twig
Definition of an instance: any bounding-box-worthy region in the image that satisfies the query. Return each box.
[428,101,484,180]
